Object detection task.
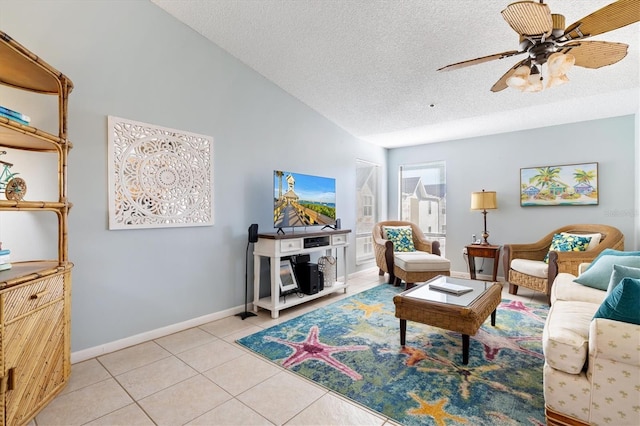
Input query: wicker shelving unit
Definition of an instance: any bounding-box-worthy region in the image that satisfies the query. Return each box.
[0,31,73,425]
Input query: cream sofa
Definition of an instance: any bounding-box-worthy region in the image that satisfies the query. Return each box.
[543,266,640,426]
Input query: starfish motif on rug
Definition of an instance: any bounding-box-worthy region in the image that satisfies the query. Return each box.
[417,353,534,401]
[345,320,390,344]
[400,345,438,367]
[407,392,468,426]
[265,325,369,380]
[399,346,432,366]
[528,416,546,426]
[343,300,389,318]
[500,300,546,323]
[472,328,543,361]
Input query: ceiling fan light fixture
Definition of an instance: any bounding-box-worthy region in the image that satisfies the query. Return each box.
[523,66,543,92]
[545,52,574,89]
[439,0,640,93]
[548,52,575,76]
[506,65,531,89]
[524,78,543,92]
[546,74,569,89]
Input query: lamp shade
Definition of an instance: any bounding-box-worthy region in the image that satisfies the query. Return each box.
[471,190,497,210]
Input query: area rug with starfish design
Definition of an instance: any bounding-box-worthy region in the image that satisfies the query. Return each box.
[237,284,548,425]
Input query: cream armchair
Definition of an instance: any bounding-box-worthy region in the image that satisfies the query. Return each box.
[502,224,624,303]
[372,221,450,287]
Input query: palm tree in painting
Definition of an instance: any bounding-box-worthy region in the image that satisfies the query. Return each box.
[573,169,595,185]
[528,167,561,200]
[573,168,597,198]
[529,167,561,189]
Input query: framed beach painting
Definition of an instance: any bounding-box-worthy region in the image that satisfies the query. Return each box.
[520,162,598,207]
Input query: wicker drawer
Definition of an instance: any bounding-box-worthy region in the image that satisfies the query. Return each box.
[3,273,65,323]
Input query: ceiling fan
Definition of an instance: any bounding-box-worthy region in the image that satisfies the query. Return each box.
[437,0,640,92]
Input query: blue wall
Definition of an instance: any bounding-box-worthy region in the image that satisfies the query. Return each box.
[0,0,386,355]
[388,115,637,274]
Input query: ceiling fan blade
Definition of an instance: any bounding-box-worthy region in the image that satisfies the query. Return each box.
[437,50,522,72]
[558,41,629,68]
[490,59,529,92]
[563,0,640,41]
[501,1,553,37]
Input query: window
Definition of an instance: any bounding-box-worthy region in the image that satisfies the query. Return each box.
[363,195,373,217]
[355,160,380,265]
[399,161,446,256]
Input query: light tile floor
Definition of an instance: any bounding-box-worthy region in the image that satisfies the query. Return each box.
[32,268,548,426]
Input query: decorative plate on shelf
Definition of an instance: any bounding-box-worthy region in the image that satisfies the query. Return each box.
[5,177,27,201]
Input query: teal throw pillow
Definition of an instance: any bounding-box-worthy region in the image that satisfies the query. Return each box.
[543,233,592,263]
[607,264,640,295]
[384,226,416,252]
[575,250,640,291]
[593,277,640,325]
[587,249,640,266]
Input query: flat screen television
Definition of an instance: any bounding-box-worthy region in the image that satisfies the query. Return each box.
[273,170,336,230]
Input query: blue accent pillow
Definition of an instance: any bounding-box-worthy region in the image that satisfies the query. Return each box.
[593,277,640,325]
[384,226,416,252]
[575,249,640,290]
[543,233,592,263]
[607,264,640,295]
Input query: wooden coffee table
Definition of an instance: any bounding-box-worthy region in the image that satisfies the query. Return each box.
[393,275,502,364]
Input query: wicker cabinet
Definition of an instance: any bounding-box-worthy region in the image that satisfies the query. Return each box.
[0,31,73,425]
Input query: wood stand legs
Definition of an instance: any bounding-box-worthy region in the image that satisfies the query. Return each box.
[462,335,469,365]
[400,319,406,346]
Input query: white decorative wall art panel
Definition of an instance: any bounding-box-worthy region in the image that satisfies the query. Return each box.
[108,116,214,230]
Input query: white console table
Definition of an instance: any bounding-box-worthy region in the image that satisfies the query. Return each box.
[253,229,351,318]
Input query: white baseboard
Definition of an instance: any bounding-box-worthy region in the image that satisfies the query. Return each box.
[451,269,504,282]
[474,273,504,282]
[71,304,249,364]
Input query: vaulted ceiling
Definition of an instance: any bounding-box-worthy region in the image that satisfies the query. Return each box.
[151,0,640,148]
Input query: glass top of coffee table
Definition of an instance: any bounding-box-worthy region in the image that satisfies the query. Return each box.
[400,275,496,307]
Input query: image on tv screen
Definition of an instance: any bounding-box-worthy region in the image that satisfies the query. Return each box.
[274,170,336,228]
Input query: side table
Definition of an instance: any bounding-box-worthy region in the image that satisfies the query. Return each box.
[466,244,501,281]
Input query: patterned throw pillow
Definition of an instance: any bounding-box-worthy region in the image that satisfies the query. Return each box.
[563,232,601,251]
[544,233,592,263]
[593,277,640,325]
[383,226,416,252]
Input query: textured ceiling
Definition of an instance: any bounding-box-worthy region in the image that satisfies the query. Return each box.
[150,0,640,148]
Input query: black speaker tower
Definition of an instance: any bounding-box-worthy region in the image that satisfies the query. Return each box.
[295,262,322,295]
[237,224,258,320]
